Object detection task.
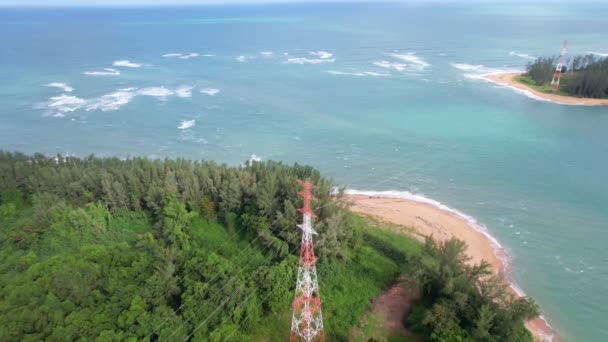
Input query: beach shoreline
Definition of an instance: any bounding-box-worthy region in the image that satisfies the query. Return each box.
[483,72,608,106]
[344,192,556,341]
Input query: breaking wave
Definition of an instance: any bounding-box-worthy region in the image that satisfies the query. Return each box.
[509,51,537,60]
[41,85,195,117]
[373,60,407,71]
[326,70,390,77]
[175,85,193,98]
[200,88,221,96]
[137,87,174,97]
[388,52,431,68]
[83,68,121,76]
[112,60,142,68]
[285,51,335,64]
[178,119,196,130]
[162,52,199,59]
[46,82,73,92]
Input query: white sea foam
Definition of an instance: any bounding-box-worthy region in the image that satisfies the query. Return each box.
[178,119,196,130]
[236,55,248,62]
[163,52,199,59]
[175,85,193,98]
[587,51,608,57]
[373,60,407,71]
[83,68,121,76]
[260,51,274,56]
[85,90,137,112]
[286,57,335,64]
[46,82,73,92]
[451,63,565,104]
[326,70,390,77]
[451,63,486,72]
[113,60,142,68]
[42,85,192,117]
[451,63,523,78]
[137,86,174,97]
[202,54,215,57]
[310,51,333,59]
[509,51,537,60]
[200,88,221,96]
[455,62,590,105]
[46,94,87,114]
[388,52,431,68]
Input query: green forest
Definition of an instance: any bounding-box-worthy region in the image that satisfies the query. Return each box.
[0,151,538,341]
[520,54,608,98]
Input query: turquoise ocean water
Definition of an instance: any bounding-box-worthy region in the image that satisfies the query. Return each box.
[1,2,607,340]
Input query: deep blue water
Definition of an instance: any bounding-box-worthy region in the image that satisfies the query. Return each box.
[1,3,608,340]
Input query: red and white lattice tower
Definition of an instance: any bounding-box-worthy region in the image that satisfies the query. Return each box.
[290,180,325,342]
[550,40,568,91]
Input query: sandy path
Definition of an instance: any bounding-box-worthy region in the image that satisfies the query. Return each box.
[346,194,556,342]
[485,73,608,106]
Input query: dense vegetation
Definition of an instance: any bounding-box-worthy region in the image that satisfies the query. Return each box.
[522,54,608,98]
[0,152,538,341]
[408,238,539,341]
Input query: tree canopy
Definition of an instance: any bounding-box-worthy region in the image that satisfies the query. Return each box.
[525,54,608,98]
[0,151,538,341]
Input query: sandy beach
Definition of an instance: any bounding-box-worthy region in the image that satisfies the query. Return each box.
[485,73,608,106]
[345,194,555,342]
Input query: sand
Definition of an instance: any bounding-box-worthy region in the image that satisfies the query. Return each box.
[485,73,608,106]
[345,194,556,342]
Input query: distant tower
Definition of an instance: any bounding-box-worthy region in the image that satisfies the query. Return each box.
[290,180,325,342]
[550,40,568,91]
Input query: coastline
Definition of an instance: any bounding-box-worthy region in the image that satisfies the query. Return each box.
[344,191,555,342]
[483,72,608,106]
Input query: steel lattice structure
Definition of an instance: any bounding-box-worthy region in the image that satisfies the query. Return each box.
[289,180,325,342]
[550,40,568,91]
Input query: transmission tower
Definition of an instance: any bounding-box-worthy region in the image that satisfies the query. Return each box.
[550,40,568,91]
[290,180,325,342]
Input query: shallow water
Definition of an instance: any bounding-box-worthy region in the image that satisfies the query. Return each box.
[1,2,608,340]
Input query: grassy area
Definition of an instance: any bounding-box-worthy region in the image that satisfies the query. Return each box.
[515,74,576,97]
[245,213,424,341]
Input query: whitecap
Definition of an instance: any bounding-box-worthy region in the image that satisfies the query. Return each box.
[162,52,199,59]
[46,82,73,92]
[42,85,194,117]
[326,70,390,77]
[85,90,137,112]
[175,85,193,98]
[373,60,407,71]
[286,57,335,64]
[260,51,274,56]
[388,52,430,68]
[46,94,87,114]
[137,86,174,97]
[509,51,537,60]
[178,119,196,130]
[200,88,221,96]
[83,68,121,76]
[310,51,333,59]
[113,60,142,68]
[450,63,486,72]
[236,55,247,62]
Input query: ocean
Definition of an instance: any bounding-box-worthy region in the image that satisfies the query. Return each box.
[1,2,607,340]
